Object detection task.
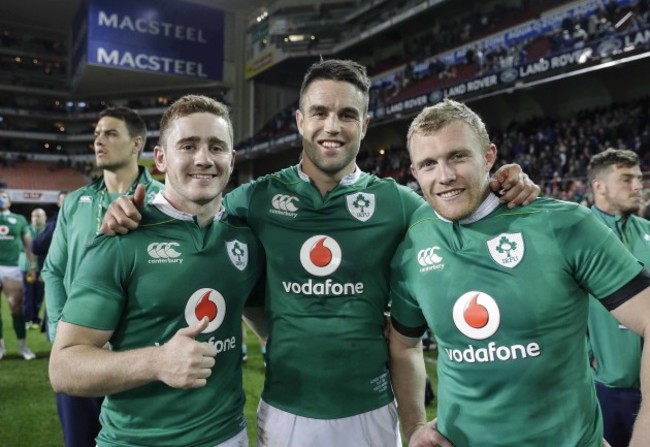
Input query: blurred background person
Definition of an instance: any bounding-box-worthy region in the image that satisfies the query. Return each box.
[587,148,648,447]
[31,191,67,338]
[42,107,162,447]
[0,189,37,360]
[20,207,46,330]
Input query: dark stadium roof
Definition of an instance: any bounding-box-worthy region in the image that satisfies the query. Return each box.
[0,0,273,33]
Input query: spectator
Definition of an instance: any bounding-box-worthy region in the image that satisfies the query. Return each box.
[587,149,647,447]
[20,207,46,329]
[42,107,163,447]
[31,190,67,336]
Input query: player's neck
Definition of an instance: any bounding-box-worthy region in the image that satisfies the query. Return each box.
[195,198,223,227]
[103,164,140,194]
[301,160,355,197]
[310,174,339,197]
[163,192,223,228]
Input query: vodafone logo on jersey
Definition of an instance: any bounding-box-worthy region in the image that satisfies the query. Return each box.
[446,291,541,364]
[185,288,226,333]
[284,235,363,296]
[452,291,500,340]
[0,224,12,240]
[299,235,342,276]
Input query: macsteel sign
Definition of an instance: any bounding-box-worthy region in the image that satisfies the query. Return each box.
[85,0,224,80]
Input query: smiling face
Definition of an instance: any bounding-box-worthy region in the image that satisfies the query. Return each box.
[154,112,235,212]
[296,79,369,180]
[409,121,496,221]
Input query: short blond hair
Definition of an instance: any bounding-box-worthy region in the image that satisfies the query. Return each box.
[407,99,490,150]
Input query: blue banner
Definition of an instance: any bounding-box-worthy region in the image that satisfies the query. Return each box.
[85,0,224,80]
[437,0,633,66]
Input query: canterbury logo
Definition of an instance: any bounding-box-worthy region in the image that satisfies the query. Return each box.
[147,242,181,259]
[272,194,299,212]
[417,246,443,266]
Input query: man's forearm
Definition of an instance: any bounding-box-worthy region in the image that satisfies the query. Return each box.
[23,235,36,266]
[49,343,160,397]
[610,287,650,447]
[629,325,650,446]
[389,333,428,441]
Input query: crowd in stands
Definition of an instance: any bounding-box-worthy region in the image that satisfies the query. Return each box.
[367,0,565,76]
[5,92,647,207]
[1,93,228,138]
[1,24,67,90]
[3,0,649,208]
[242,0,650,153]
[371,0,650,109]
[357,95,650,206]
[236,0,650,208]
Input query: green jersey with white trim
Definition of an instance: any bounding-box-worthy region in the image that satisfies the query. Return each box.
[587,207,650,388]
[224,165,424,418]
[390,197,646,447]
[42,166,162,341]
[0,211,29,266]
[61,196,264,447]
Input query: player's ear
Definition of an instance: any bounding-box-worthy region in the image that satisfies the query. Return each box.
[485,144,497,172]
[132,135,144,155]
[154,146,168,173]
[295,108,305,137]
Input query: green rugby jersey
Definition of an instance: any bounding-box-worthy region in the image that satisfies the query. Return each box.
[587,207,650,388]
[390,196,648,447]
[0,211,29,266]
[62,193,264,447]
[43,166,162,341]
[224,165,424,418]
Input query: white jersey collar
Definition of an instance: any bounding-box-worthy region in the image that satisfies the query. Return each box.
[435,193,501,225]
[152,191,225,222]
[296,163,362,186]
[0,210,9,215]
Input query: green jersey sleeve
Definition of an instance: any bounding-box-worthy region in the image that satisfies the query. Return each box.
[223,182,254,221]
[555,207,644,300]
[42,201,72,341]
[61,235,131,331]
[389,237,428,336]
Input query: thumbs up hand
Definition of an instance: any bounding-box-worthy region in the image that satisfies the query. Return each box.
[156,317,218,389]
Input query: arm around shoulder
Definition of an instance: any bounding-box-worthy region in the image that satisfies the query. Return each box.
[610,280,650,447]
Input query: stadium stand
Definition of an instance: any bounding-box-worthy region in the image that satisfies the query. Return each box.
[0,161,89,191]
[2,0,649,211]
[240,0,650,198]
